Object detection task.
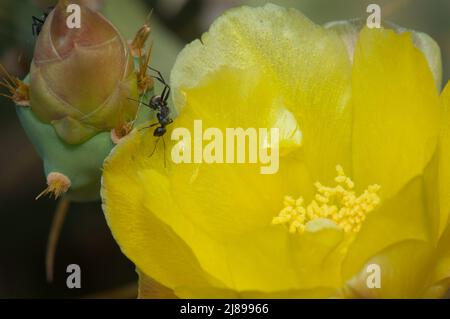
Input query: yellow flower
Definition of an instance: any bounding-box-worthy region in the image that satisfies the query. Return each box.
[102,4,450,298]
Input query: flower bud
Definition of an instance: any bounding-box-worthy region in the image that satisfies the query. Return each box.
[2,1,155,202]
[30,0,138,144]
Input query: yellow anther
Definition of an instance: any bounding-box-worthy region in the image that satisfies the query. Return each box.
[315,194,329,204]
[295,197,304,206]
[346,179,354,189]
[273,165,381,234]
[335,175,346,184]
[336,165,345,176]
[284,196,296,207]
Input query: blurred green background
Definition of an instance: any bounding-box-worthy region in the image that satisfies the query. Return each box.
[0,0,449,298]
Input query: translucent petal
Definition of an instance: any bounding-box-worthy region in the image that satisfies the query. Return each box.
[342,177,431,281]
[439,82,450,232]
[137,270,177,299]
[342,240,434,298]
[171,3,353,184]
[352,28,440,199]
[102,141,226,291]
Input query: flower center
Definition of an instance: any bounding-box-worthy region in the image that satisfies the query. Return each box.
[273,165,381,234]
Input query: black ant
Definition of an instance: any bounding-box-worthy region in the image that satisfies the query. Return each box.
[132,67,173,165]
[32,7,54,37]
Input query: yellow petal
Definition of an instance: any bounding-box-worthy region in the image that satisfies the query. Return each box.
[135,124,312,292]
[196,227,302,293]
[102,138,226,292]
[103,115,348,294]
[289,219,346,290]
[137,270,177,299]
[439,82,450,232]
[172,3,353,184]
[148,3,354,293]
[325,20,443,89]
[172,221,345,296]
[352,28,440,199]
[432,224,450,286]
[342,176,431,281]
[176,286,335,299]
[342,240,434,298]
[412,31,443,90]
[102,5,443,298]
[222,222,344,292]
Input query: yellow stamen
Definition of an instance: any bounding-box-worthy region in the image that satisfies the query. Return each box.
[273,165,381,234]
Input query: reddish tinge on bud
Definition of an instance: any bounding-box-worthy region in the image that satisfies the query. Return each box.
[30,0,138,144]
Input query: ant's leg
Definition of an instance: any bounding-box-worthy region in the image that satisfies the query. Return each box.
[128,97,152,108]
[151,75,166,90]
[149,69,171,98]
[162,136,167,168]
[151,74,170,96]
[129,97,159,112]
[148,67,166,85]
[163,86,171,101]
[32,17,41,37]
[139,122,159,131]
[150,137,161,157]
[160,85,168,101]
[148,67,171,101]
[32,16,45,24]
[151,76,171,102]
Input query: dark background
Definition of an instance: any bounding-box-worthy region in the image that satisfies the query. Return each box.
[0,0,449,298]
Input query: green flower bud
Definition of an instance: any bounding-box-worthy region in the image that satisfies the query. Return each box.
[16,84,152,202]
[1,0,155,201]
[30,0,138,144]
